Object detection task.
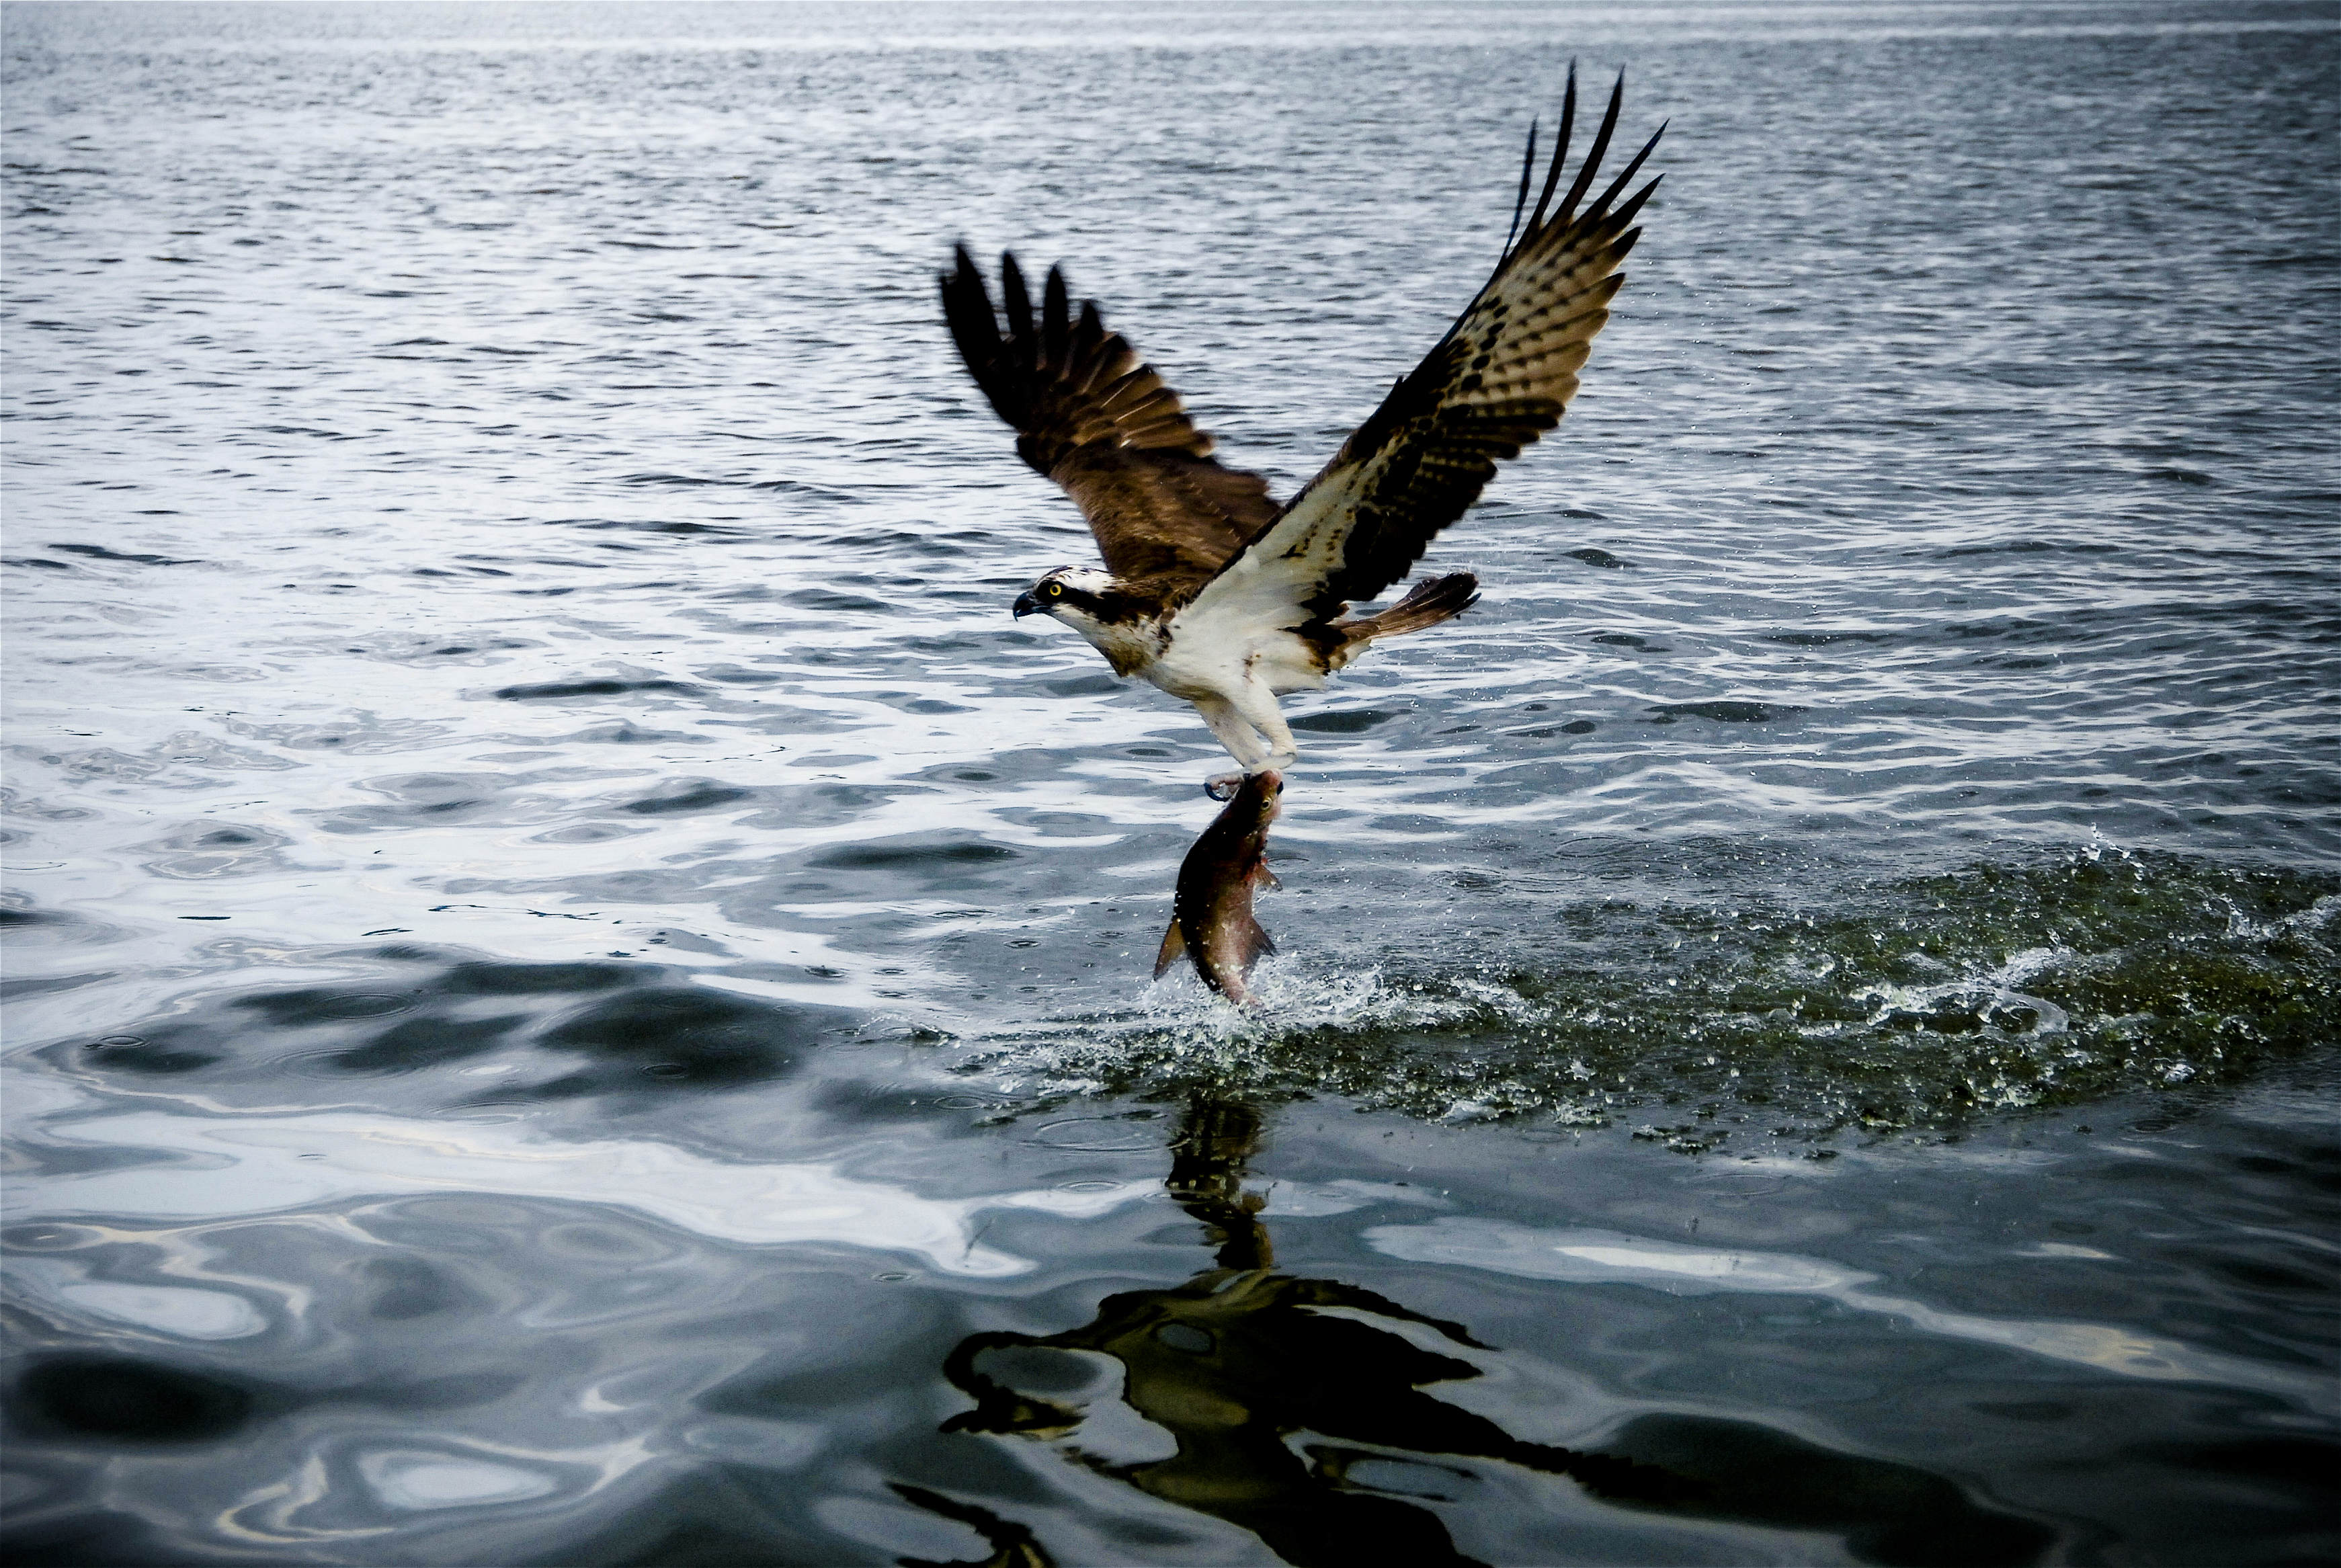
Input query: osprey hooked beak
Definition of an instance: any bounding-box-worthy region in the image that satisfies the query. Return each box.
[1012,589,1041,619]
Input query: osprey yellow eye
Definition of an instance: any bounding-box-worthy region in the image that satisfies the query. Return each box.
[1046,581,1064,597]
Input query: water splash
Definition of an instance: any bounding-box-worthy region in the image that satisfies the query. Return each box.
[950,849,2338,1145]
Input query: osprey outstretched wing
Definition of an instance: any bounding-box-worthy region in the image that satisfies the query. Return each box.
[943,69,1662,789]
[1172,71,1661,642]
[940,247,1280,598]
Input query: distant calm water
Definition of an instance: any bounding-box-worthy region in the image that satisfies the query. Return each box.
[3,3,2336,1564]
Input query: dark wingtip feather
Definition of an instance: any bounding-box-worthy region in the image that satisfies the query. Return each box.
[1503,116,1538,263]
[1587,122,1666,220]
[1524,65,1577,241]
[940,247,994,342]
[999,251,1032,342]
[1609,170,1664,233]
[939,244,981,324]
[1554,69,1627,226]
[1042,265,1071,363]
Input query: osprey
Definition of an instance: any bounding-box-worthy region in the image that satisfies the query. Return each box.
[943,70,1662,796]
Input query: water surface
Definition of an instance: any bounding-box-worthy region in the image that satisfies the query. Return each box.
[4,3,2337,1563]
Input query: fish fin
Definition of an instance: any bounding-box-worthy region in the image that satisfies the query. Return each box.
[1244,919,1276,966]
[1254,864,1282,891]
[1153,918,1186,979]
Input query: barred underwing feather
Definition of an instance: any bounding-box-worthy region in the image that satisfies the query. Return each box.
[1180,69,1660,636]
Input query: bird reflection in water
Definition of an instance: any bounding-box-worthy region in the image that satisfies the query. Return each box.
[917,1094,2054,1568]
[927,1095,1680,1567]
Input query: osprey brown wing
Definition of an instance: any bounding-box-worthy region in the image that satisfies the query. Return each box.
[942,246,1279,585]
[1182,70,1662,630]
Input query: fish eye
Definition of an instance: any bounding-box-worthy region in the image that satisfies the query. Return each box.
[1045,581,1065,597]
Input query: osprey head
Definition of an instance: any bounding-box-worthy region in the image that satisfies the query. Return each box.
[1011,566,1160,677]
[1012,566,1118,623]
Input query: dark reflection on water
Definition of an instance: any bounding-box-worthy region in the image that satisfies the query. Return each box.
[40,948,860,1110]
[936,1094,2057,1568]
[15,1356,261,1447]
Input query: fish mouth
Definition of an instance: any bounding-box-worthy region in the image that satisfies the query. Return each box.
[1206,769,1282,804]
[1011,591,1040,619]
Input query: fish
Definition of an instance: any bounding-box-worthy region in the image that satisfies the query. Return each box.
[1155,770,1282,1004]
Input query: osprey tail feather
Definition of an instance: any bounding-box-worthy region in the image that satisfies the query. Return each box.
[1332,572,1480,656]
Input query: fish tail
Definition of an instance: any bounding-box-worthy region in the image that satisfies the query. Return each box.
[1153,917,1187,979]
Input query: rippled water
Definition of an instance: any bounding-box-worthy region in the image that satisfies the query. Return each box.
[5,3,2338,1564]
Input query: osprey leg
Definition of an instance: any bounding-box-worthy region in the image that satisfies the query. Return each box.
[1194,696,1274,772]
[1228,682,1298,772]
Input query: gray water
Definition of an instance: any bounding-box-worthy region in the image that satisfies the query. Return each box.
[3,3,2337,1564]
